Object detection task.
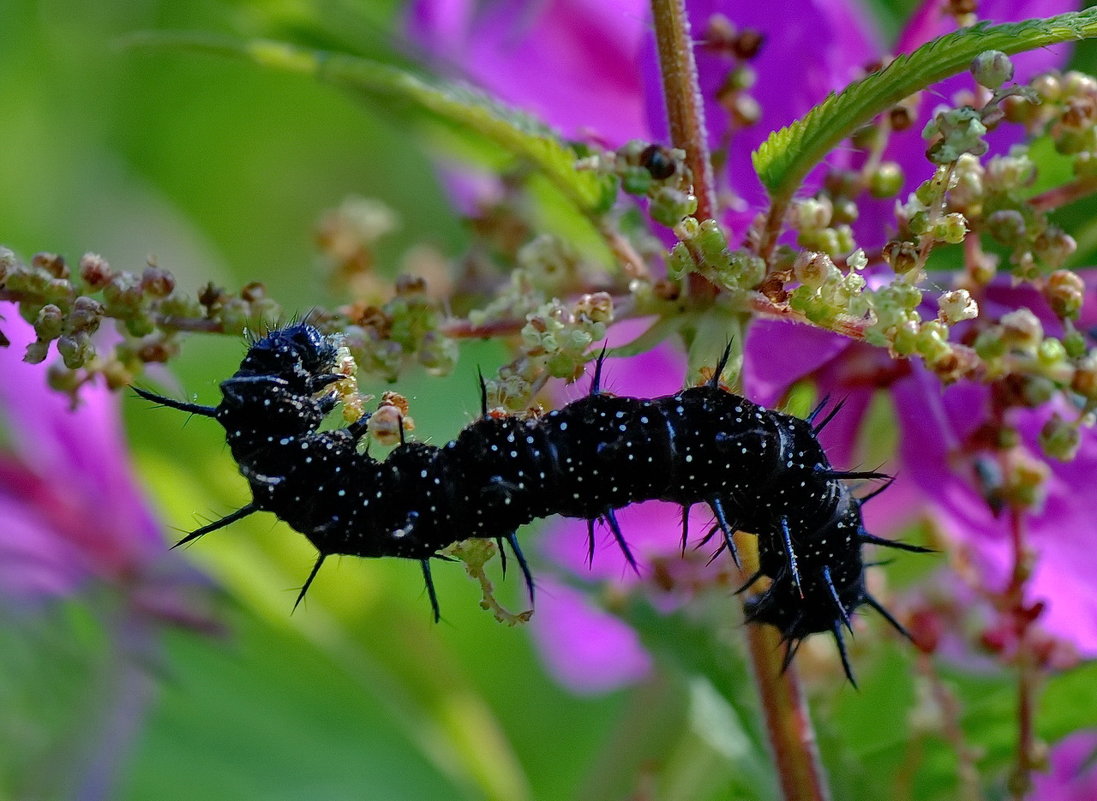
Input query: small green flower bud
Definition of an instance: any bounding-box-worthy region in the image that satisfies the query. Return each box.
[971,50,1014,89]
[729,94,761,127]
[937,289,979,324]
[986,209,1027,246]
[622,166,653,195]
[728,64,756,91]
[1062,70,1097,100]
[34,304,64,341]
[57,331,94,369]
[974,325,1007,360]
[925,107,988,164]
[1037,337,1067,366]
[1071,353,1097,400]
[79,253,112,289]
[934,212,968,244]
[1022,376,1056,406]
[1002,449,1050,510]
[1000,308,1043,352]
[793,251,838,289]
[23,340,51,364]
[869,161,904,198]
[985,151,1036,191]
[667,242,695,278]
[674,216,701,242]
[1031,72,1061,102]
[1044,270,1085,319]
[1001,93,1037,124]
[1039,413,1081,461]
[696,219,729,267]
[62,299,102,342]
[651,187,698,227]
[916,320,952,361]
[1034,228,1077,269]
[720,251,766,289]
[793,197,833,231]
[1064,329,1087,359]
[124,311,156,338]
[574,292,614,324]
[882,240,920,275]
[888,319,918,355]
[140,266,176,298]
[831,198,859,224]
[32,252,68,279]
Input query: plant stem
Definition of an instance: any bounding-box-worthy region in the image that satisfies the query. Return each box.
[650,0,718,224]
[736,533,831,801]
[1006,508,1041,801]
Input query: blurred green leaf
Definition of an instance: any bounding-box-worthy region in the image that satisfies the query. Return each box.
[123,33,618,217]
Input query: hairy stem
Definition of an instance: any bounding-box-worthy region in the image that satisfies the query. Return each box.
[650,0,718,224]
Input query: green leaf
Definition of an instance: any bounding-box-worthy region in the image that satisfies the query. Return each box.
[752,8,1097,200]
[123,33,617,216]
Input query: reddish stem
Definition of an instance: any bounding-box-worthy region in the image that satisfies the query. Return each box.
[735,533,831,801]
[650,0,718,224]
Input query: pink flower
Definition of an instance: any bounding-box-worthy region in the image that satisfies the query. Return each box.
[1032,731,1097,800]
[0,315,165,600]
[0,314,211,800]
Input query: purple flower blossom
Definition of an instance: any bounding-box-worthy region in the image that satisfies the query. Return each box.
[408,0,1089,691]
[0,314,212,800]
[1032,730,1097,800]
[0,315,166,600]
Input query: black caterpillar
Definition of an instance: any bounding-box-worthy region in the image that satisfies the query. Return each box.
[135,323,928,682]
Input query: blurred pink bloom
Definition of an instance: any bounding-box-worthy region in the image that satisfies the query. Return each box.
[0,314,210,801]
[0,315,165,600]
[1032,731,1097,801]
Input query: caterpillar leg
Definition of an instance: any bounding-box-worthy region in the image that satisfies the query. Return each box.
[831,621,857,687]
[734,568,765,595]
[584,511,639,573]
[420,559,441,623]
[504,532,535,603]
[820,565,852,631]
[602,508,639,574]
[478,368,489,418]
[588,344,610,396]
[779,516,803,595]
[708,496,740,567]
[863,593,914,640]
[172,503,258,548]
[859,531,934,554]
[708,341,734,389]
[132,386,217,417]
[679,504,691,556]
[293,554,327,612]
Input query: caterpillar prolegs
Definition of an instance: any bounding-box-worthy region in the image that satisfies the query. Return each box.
[135,324,928,682]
